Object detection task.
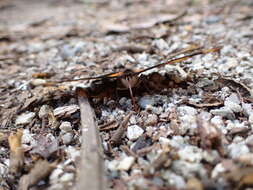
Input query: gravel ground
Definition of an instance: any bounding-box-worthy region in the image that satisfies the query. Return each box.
[0,0,253,190]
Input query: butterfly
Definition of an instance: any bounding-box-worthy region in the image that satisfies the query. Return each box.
[51,46,221,110]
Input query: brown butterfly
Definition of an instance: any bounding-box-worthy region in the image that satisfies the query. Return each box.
[51,46,221,110]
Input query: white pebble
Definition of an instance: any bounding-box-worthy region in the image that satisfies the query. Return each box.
[211,163,225,178]
[127,125,144,141]
[15,112,35,125]
[59,122,72,133]
[61,133,73,145]
[60,173,74,182]
[117,156,135,171]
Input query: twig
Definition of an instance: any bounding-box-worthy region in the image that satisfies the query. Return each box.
[76,88,106,190]
[110,112,133,146]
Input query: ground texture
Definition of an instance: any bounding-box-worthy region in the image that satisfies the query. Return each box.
[0,0,253,190]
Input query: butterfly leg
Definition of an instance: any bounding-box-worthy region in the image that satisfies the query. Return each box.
[126,79,139,112]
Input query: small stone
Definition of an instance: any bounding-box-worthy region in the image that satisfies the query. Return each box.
[249,114,253,125]
[172,160,207,179]
[145,114,158,126]
[205,15,220,24]
[224,100,242,113]
[127,125,144,141]
[153,39,169,51]
[228,143,249,159]
[0,162,8,176]
[210,107,235,120]
[15,112,36,125]
[50,168,63,183]
[129,115,137,125]
[178,146,203,163]
[162,171,186,189]
[242,103,253,116]
[61,133,73,145]
[152,177,164,187]
[65,146,80,162]
[38,105,51,119]
[117,156,135,171]
[159,137,170,148]
[138,95,155,109]
[119,97,127,106]
[59,122,72,133]
[178,106,197,116]
[226,93,240,104]
[160,112,169,119]
[22,129,37,147]
[30,79,47,86]
[60,173,74,182]
[237,153,253,165]
[211,163,225,178]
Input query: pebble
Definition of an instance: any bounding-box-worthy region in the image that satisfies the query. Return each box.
[60,173,74,182]
[178,106,197,116]
[211,163,225,178]
[153,39,169,51]
[65,146,80,162]
[210,107,235,120]
[159,137,170,148]
[205,15,220,24]
[145,114,158,126]
[0,163,8,176]
[15,112,36,125]
[242,103,253,116]
[59,121,72,133]
[245,135,253,146]
[226,93,240,104]
[30,79,47,86]
[22,129,37,147]
[61,133,73,145]
[127,125,144,141]
[168,136,186,149]
[178,146,203,163]
[227,143,249,159]
[162,171,186,189]
[172,161,207,179]
[117,156,135,171]
[152,177,164,187]
[249,114,253,125]
[224,100,242,113]
[50,168,63,183]
[38,105,51,118]
[138,95,155,109]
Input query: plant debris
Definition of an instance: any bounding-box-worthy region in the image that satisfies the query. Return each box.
[1,0,253,189]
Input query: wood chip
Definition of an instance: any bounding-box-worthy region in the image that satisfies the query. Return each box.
[110,112,133,146]
[8,129,24,174]
[76,87,106,190]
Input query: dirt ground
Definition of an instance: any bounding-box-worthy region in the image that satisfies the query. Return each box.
[0,0,253,190]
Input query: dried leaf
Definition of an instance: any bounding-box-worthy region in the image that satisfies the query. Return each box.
[8,129,24,174]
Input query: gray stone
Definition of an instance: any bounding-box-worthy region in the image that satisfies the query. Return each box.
[61,133,73,145]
